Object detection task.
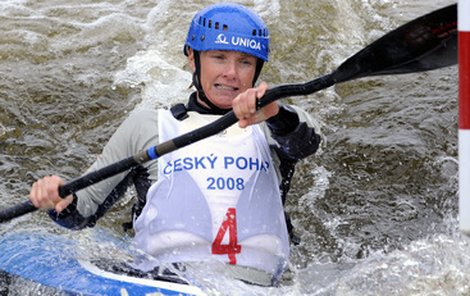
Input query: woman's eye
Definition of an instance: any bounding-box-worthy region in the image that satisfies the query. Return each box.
[239,59,255,67]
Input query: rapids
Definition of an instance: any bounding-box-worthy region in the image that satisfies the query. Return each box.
[0,1,464,295]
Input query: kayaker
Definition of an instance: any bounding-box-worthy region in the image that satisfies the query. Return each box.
[29,3,321,286]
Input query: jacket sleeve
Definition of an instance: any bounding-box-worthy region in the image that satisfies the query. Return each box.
[264,104,321,160]
[49,108,160,229]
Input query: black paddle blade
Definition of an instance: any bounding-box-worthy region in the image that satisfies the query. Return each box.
[332,3,457,83]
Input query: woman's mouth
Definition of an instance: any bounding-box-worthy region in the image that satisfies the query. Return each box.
[214,83,239,91]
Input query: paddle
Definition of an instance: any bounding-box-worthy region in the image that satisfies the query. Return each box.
[0,4,457,223]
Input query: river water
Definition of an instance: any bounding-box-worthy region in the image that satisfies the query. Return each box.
[0,0,465,295]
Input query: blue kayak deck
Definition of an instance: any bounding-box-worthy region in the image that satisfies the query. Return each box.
[0,232,204,295]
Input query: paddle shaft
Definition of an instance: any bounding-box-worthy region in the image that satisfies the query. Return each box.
[0,4,457,223]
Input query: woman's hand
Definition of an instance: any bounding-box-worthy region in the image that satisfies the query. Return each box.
[232,82,279,128]
[29,175,73,213]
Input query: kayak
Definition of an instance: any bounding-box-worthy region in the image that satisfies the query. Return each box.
[0,231,205,295]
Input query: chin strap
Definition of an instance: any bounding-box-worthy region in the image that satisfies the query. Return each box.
[192,50,265,115]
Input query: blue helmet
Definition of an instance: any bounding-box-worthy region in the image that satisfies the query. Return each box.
[184,3,270,61]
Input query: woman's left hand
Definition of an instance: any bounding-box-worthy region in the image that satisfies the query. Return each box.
[232,82,279,128]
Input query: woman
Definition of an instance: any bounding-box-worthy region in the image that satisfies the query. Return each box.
[30,3,321,286]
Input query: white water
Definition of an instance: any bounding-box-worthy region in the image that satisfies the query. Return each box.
[0,0,465,295]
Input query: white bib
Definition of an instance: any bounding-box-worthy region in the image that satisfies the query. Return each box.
[133,110,290,277]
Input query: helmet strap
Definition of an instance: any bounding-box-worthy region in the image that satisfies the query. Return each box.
[253,59,264,85]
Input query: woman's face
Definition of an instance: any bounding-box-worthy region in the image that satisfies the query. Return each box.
[188,49,257,109]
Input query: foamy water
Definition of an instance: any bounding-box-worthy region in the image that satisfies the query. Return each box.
[0,1,464,295]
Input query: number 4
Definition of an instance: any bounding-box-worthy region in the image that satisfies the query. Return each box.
[211,208,242,264]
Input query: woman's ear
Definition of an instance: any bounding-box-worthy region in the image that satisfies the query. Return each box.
[187,48,196,72]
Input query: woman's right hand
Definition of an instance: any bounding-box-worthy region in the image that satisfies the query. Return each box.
[29,175,73,213]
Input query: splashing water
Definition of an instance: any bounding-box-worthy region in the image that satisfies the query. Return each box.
[0,0,465,295]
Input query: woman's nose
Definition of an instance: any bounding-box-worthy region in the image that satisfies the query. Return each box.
[222,60,237,78]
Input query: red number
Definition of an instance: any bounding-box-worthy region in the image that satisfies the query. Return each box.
[211,208,241,264]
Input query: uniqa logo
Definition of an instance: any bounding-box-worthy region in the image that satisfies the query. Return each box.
[232,36,261,50]
[214,34,261,50]
[215,34,229,44]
